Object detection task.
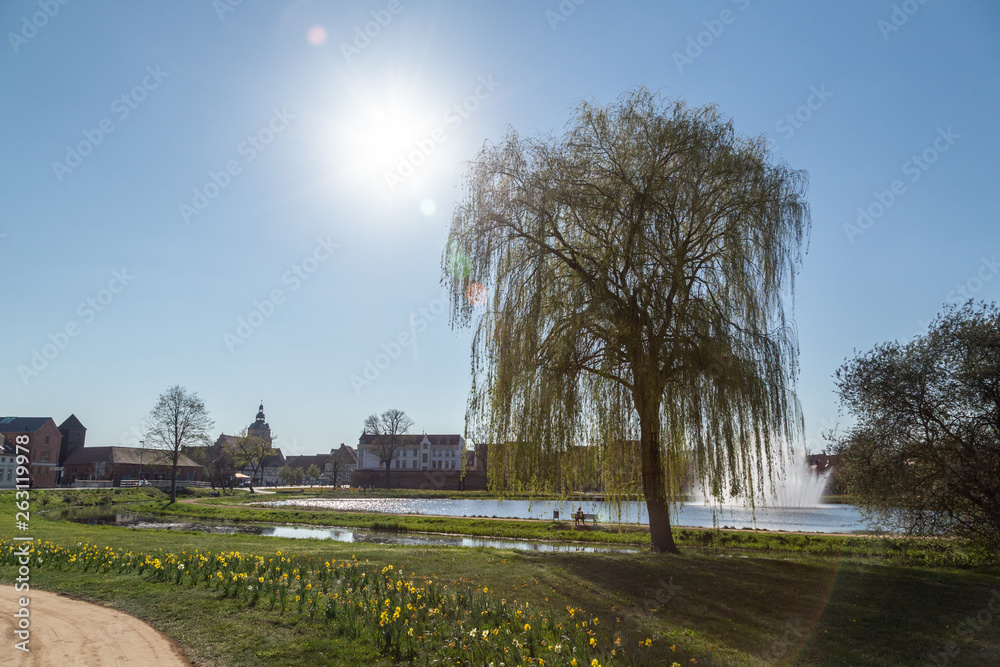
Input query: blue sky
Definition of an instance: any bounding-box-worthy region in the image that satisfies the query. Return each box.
[2,0,998,456]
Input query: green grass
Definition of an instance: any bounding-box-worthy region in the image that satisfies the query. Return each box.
[125,494,998,569]
[2,489,998,665]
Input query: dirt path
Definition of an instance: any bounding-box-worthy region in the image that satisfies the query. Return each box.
[0,587,189,666]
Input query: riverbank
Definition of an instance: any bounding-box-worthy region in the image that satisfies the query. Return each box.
[123,493,993,569]
[2,489,998,666]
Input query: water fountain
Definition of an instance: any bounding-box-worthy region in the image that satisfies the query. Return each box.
[689,447,833,509]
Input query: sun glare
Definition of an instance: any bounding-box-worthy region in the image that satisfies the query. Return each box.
[338,100,428,176]
[324,76,454,202]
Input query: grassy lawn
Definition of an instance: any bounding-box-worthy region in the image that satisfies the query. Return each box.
[128,493,995,569]
[2,489,998,665]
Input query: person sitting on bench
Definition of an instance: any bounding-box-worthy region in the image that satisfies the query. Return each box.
[574,507,585,525]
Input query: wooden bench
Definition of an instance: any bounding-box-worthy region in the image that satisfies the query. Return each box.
[573,513,597,527]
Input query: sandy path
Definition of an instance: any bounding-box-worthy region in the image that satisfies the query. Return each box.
[0,587,189,666]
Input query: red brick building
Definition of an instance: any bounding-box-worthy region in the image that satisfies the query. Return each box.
[0,417,64,488]
[63,446,205,487]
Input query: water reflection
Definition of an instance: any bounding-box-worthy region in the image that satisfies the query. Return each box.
[257,497,871,534]
[51,508,636,553]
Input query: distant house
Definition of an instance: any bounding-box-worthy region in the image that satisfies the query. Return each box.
[323,444,357,485]
[356,433,466,472]
[0,417,64,488]
[63,446,205,487]
[215,403,285,485]
[253,450,286,486]
[352,433,486,490]
[57,414,87,464]
[285,454,331,483]
[0,439,17,490]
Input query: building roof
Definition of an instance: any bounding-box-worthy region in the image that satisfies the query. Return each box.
[58,414,86,430]
[0,417,54,433]
[260,449,285,468]
[64,446,202,468]
[328,444,357,464]
[285,454,330,470]
[358,433,463,447]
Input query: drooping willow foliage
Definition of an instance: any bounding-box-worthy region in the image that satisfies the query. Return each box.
[443,89,810,551]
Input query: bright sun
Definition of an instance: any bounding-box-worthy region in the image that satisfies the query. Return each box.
[326,78,448,206]
[336,88,435,182]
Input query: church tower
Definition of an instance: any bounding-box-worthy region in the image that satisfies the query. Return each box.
[248,402,271,442]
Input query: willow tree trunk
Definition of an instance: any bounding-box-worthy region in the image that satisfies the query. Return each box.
[384,461,391,489]
[636,387,680,554]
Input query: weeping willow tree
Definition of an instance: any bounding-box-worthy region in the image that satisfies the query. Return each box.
[443,89,810,553]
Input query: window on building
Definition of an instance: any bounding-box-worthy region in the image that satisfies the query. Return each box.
[395,460,399,468]
[39,451,50,463]
[45,435,50,445]
[422,454,427,463]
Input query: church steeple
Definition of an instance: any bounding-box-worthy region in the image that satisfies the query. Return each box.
[248,401,271,442]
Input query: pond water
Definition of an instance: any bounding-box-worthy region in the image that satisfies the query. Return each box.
[257,497,873,534]
[50,508,637,553]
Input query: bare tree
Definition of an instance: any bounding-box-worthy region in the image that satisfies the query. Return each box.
[363,409,414,488]
[229,429,273,488]
[143,385,214,502]
[443,88,810,553]
[186,438,234,492]
[327,458,343,486]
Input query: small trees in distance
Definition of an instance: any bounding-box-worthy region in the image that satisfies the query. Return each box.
[143,385,214,503]
[278,465,294,486]
[834,301,1000,549]
[306,464,321,486]
[364,409,414,488]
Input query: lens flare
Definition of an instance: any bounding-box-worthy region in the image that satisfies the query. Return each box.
[466,282,488,307]
[306,25,327,45]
